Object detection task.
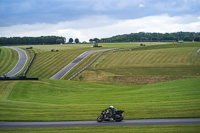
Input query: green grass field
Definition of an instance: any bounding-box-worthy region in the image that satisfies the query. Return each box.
[0,47,19,76]
[26,50,82,78]
[2,42,199,80]
[19,44,128,79]
[17,43,144,79]
[0,78,199,121]
[75,42,200,83]
[18,45,90,78]
[1,125,200,133]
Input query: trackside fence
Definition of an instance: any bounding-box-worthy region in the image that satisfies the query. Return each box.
[23,52,37,76]
[0,77,38,80]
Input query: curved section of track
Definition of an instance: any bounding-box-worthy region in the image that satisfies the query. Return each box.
[50,49,110,79]
[5,47,28,77]
[0,118,200,128]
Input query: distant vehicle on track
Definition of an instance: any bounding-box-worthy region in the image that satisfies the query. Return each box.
[26,47,33,49]
[140,44,146,46]
[51,49,59,52]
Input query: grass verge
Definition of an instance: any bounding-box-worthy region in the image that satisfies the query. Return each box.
[0,125,200,133]
[0,78,199,121]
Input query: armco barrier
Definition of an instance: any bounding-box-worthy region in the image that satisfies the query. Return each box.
[23,52,37,76]
[0,76,38,80]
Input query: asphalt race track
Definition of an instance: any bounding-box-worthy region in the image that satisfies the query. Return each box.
[50,49,110,79]
[5,47,27,77]
[0,118,200,128]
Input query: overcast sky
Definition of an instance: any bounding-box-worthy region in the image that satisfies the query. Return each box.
[0,0,200,42]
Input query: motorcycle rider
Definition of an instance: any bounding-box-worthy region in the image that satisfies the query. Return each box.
[106,105,117,117]
[97,105,124,122]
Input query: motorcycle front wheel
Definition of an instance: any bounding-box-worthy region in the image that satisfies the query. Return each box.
[97,116,103,122]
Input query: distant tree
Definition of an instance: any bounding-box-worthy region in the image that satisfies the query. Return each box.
[69,38,73,43]
[183,37,192,41]
[93,38,99,43]
[89,39,93,42]
[141,37,148,42]
[152,37,159,41]
[75,38,79,44]
[56,38,63,44]
[0,36,66,45]
[194,37,200,42]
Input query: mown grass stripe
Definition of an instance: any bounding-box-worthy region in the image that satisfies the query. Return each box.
[27,51,81,78]
[0,47,18,75]
[76,43,200,83]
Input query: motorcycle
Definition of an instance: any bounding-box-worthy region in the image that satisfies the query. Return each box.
[97,109,124,122]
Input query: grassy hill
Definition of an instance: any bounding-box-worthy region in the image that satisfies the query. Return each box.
[19,44,92,78]
[2,43,138,79]
[0,42,199,120]
[2,42,199,81]
[0,42,199,132]
[0,47,18,76]
[74,42,200,83]
[0,78,199,121]
[18,43,140,79]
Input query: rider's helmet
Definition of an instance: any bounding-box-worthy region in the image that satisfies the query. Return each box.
[110,105,114,108]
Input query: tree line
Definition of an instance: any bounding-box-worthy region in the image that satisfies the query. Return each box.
[90,32,200,43]
[0,36,66,45]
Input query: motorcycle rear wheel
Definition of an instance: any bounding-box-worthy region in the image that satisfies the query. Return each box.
[115,114,124,122]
